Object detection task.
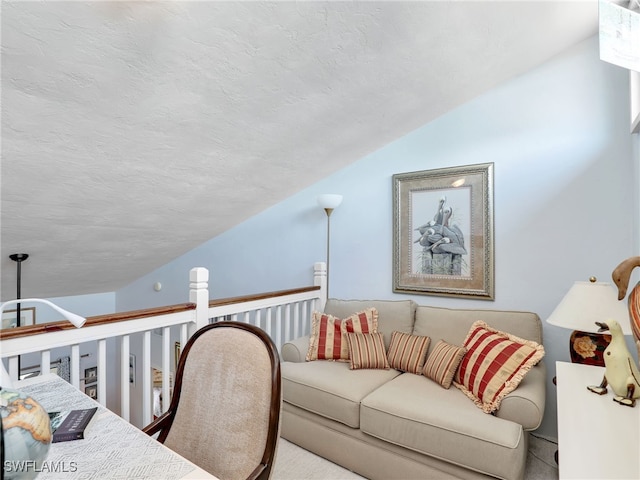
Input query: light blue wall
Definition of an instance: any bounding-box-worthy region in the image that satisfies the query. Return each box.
[24,293,116,323]
[117,36,637,439]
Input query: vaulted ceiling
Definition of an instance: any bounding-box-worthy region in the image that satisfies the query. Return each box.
[0,1,598,301]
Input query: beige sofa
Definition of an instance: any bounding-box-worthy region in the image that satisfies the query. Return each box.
[280,299,546,480]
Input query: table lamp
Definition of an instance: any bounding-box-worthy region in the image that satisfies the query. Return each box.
[1,298,86,388]
[546,277,631,365]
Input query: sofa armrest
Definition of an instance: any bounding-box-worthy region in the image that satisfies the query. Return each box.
[495,361,546,431]
[282,335,310,362]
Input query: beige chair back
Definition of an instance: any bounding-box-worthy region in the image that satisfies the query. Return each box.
[147,322,281,480]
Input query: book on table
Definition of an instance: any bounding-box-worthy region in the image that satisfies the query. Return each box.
[48,407,98,442]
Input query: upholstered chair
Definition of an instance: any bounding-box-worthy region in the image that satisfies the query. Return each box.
[143,321,282,480]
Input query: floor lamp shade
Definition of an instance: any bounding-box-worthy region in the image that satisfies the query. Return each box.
[317,194,343,211]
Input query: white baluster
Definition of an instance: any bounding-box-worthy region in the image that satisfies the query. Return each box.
[162,326,170,413]
[265,307,272,336]
[120,336,130,420]
[275,305,282,351]
[255,309,262,329]
[98,340,107,407]
[294,303,301,339]
[40,351,51,377]
[285,304,292,344]
[179,324,188,369]
[142,331,152,426]
[8,356,18,381]
[71,345,80,388]
[302,300,309,330]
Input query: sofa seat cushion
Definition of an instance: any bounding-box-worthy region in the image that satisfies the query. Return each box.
[360,373,527,480]
[281,360,401,428]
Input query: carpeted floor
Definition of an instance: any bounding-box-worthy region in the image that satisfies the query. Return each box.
[272,434,559,480]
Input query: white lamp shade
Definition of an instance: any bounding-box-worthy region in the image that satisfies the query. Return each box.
[546,281,632,335]
[317,194,343,209]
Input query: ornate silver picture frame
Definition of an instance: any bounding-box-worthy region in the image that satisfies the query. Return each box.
[393,163,494,299]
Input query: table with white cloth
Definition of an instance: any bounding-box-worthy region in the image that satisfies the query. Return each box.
[12,373,217,480]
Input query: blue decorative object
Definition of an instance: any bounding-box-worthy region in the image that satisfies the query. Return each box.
[0,386,51,479]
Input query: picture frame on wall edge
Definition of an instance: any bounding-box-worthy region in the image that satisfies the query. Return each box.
[392,162,494,300]
[1,306,36,329]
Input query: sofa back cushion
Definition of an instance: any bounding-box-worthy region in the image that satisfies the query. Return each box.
[413,305,542,356]
[325,299,417,348]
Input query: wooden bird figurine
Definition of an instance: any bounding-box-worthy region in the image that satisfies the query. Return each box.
[587,320,640,407]
[611,256,640,360]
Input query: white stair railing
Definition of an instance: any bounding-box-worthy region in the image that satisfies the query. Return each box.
[0,304,198,425]
[207,262,326,352]
[0,262,327,427]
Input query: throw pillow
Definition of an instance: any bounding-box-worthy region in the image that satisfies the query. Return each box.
[386,331,431,374]
[454,320,545,413]
[306,308,378,361]
[423,340,467,389]
[345,332,390,370]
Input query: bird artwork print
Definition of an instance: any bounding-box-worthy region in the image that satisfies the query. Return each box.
[414,195,467,276]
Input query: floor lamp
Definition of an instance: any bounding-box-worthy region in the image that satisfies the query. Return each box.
[9,253,29,373]
[317,194,343,297]
[9,254,28,328]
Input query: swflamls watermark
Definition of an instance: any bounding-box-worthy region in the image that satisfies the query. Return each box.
[4,460,78,473]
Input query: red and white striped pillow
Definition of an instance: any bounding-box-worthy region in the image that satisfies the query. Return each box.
[423,340,466,389]
[454,321,544,413]
[306,308,378,361]
[386,331,431,374]
[345,332,390,370]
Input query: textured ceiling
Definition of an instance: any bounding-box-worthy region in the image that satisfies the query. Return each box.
[0,1,598,301]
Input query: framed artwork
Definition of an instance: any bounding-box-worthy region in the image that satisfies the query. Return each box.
[85,384,98,400]
[84,366,98,383]
[393,163,494,299]
[2,307,35,329]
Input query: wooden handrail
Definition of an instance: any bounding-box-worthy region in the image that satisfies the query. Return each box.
[0,303,196,340]
[208,286,320,307]
[0,286,320,341]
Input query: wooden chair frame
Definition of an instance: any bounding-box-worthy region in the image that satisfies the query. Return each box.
[143,321,282,480]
